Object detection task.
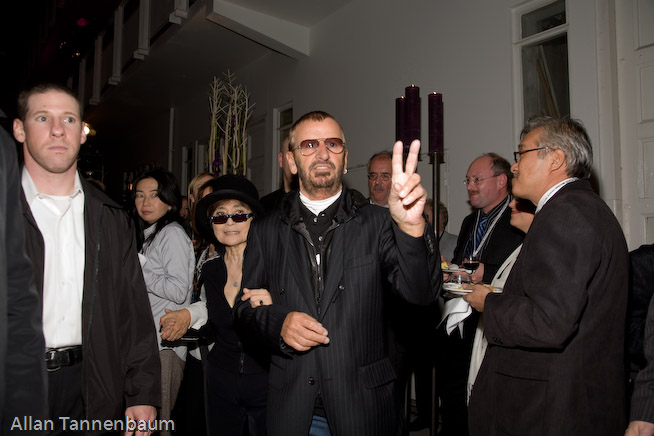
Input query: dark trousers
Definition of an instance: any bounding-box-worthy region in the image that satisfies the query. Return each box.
[172,353,207,436]
[386,326,411,436]
[205,362,267,436]
[435,311,479,436]
[386,298,439,436]
[412,345,436,427]
[47,362,84,436]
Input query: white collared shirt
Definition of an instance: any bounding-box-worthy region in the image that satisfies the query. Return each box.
[22,169,85,348]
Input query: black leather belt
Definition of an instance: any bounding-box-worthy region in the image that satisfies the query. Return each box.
[45,346,83,370]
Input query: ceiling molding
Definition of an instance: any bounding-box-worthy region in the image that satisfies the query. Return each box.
[206,0,310,59]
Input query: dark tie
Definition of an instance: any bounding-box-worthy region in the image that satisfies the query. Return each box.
[473,214,489,252]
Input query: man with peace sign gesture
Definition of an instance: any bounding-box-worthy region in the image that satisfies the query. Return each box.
[235,111,441,436]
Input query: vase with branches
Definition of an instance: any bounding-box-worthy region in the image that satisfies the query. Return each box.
[208,70,255,176]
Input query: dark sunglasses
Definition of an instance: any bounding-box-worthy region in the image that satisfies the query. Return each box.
[209,213,254,225]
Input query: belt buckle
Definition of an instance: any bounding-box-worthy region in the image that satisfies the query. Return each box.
[46,348,60,372]
[45,348,68,372]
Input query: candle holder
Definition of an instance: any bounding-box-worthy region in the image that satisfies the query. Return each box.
[427,91,445,239]
[395,86,445,434]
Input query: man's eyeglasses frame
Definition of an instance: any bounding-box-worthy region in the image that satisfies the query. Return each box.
[295,138,346,156]
[463,175,499,186]
[513,147,546,163]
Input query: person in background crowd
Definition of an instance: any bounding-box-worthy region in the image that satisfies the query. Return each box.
[0,121,47,434]
[367,150,393,207]
[424,199,458,262]
[465,196,534,402]
[437,153,523,436]
[165,178,222,436]
[15,82,160,435]
[466,116,629,435]
[260,136,297,212]
[367,147,422,433]
[627,290,654,436]
[627,244,654,404]
[180,195,192,237]
[188,172,215,250]
[133,168,194,436]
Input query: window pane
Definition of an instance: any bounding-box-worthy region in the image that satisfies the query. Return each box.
[522,34,569,121]
[280,108,293,127]
[521,0,566,39]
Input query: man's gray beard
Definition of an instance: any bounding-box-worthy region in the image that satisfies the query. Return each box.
[297,164,344,197]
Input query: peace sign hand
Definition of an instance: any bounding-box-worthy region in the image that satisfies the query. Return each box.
[388,139,427,237]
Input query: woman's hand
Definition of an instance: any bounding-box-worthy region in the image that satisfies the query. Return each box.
[159,308,191,341]
[242,288,273,308]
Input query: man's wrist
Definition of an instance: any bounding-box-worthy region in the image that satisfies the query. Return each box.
[397,219,426,238]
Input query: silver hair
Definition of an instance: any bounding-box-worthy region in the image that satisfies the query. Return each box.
[520,116,593,180]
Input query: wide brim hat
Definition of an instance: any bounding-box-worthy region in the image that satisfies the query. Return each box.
[195,174,263,246]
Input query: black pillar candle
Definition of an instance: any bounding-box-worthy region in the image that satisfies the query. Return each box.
[396,96,406,144]
[428,92,443,154]
[405,85,421,154]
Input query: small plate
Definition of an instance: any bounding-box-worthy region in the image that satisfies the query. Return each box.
[443,283,471,292]
[442,283,503,296]
[442,266,473,274]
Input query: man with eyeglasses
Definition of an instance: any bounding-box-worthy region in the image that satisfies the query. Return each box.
[465,116,628,435]
[366,148,430,432]
[436,153,524,436]
[234,110,441,436]
[367,151,393,207]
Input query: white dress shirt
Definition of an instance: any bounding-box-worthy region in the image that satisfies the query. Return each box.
[22,169,85,348]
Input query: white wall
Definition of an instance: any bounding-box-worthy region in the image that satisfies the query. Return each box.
[169,0,618,238]
[237,0,519,233]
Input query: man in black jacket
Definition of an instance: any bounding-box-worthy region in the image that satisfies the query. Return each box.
[0,118,47,434]
[13,82,161,435]
[235,111,441,436]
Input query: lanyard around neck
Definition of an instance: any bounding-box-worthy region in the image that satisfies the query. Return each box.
[471,196,509,259]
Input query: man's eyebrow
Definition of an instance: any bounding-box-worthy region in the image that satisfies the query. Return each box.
[31,110,79,117]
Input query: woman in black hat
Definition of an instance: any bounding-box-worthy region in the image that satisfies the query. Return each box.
[193,174,271,436]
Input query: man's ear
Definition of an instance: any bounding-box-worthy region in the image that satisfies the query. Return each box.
[80,122,88,145]
[549,149,566,172]
[13,119,25,143]
[286,151,298,175]
[496,173,508,190]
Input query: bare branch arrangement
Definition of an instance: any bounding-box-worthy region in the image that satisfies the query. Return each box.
[208,70,255,175]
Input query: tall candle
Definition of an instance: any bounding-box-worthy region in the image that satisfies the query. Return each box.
[405,85,421,153]
[396,96,406,144]
[428,92,444,154]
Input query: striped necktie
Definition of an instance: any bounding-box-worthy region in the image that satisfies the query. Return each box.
[473,214,489,252]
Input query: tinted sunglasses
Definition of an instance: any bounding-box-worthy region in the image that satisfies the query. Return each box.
[296,138,345,156]
[209,213,254,224]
